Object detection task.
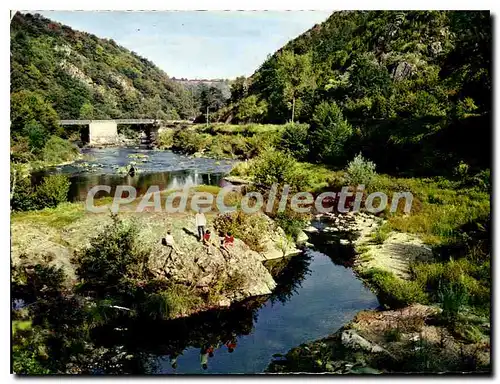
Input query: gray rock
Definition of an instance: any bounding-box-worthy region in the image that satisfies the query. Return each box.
[296,230,308,244]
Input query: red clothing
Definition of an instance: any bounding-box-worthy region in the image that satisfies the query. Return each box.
[203,233,211,242]
[223,235,234,246]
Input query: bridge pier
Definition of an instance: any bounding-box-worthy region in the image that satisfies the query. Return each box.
[89,120,118,145]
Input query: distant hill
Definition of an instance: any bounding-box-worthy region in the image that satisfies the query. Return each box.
[173,78,232,100]
[10,12,197,120]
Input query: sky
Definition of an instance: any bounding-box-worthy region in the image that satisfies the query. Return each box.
[38,11,331,80]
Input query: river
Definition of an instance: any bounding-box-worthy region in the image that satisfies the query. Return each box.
[31,147,379,374]
[32,147,234,201]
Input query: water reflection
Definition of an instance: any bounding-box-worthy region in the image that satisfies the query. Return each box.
[31,148,233,202]
[85,250,378,374]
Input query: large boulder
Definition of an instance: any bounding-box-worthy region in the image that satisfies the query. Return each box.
[147,235,276,302]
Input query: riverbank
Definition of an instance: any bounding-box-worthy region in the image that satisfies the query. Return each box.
[265,173,491,374]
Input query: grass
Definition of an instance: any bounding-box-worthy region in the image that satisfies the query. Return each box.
[371,222,391,244]
[11,202,85,229]
[361,268,428,308]
[366,174,490,245]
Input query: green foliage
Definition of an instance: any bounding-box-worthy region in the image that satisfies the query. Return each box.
[438,281,469,322]
[236,95,268,123]
[11,172,70,211]
[22,122,49,153]
[157,128,174,149]
[344,153,377,187]
[309,101,353,165]
[172,129,213,154]
[371,223,391,244]
[76,215,149,295]
[142,285,203,320]
[213,211,271,252]
[275,50,316,122]
[274,211,309,238]
[362,268,428,308]
[34,174,70,209]
[252,149,309,191]
[278,122,310,161]
[41,136,79,164]
[11,90,62,136]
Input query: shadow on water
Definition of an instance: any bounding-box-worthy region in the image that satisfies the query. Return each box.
[87,236,378,373]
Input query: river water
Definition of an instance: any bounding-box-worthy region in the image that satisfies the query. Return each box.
[31,147,379,374]
[32,148,234,201]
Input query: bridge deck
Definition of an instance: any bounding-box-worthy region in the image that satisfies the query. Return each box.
[59,119,190,125]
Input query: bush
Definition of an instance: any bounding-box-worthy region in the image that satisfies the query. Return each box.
[274,211,309,238]
[41,136,79,165]
[279,122,310,161]
[172,129,212,154]
[157,128,174,149]
[438,281,469,322]
[76,215,149,295]
[142,284,203,320]
[11,172,70,211]
[213,211,270,252]
[34,174,70,209]
[344,153,377,187]
[252,149,309,191]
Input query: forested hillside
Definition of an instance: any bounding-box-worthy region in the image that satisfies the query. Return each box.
[229,11,491,176]
[10,12,197,122]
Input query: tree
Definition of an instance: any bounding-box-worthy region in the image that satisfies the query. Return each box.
[236,95,267,123]
[79,102,94,119]
[275,51,315,123]
[10,90,62,136]
[309,101,353,164]
[199,85,227,125]
[230,76,248,103]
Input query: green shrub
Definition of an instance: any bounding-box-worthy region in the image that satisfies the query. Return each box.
[11,172,70,211]
[76,215,149,295]
[274,211,309,238]
[213,211,270,252]
[142,284,203,320]
[34,174,70,209]
[471,169,490,192]
[11,174,37,211]
[372,223,391,244]
[41,136,79,165]
[438,280,469,322]
[363,268,428,308]
[344,153,377,187]
[252,149,309,191]
[279,122,310,160]
[172,129,212,154]
[157,128,174,149]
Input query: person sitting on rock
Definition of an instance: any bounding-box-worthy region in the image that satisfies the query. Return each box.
[165,230,184,255]
[221,232,234,259]
[203,230,214,255]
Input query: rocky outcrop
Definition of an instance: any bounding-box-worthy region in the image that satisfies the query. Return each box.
[267,304,490,374]
[11,209,299,309]
[147,236,276,302]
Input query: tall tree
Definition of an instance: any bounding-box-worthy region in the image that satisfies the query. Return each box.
[275,51,315,123]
